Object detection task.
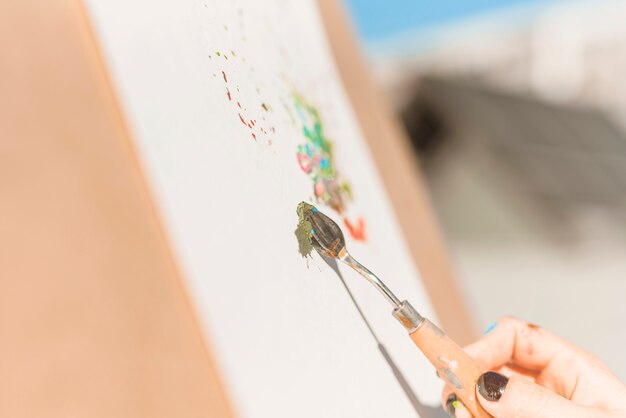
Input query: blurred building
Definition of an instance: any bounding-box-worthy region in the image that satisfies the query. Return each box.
[403,77,626,244]
[348,0,626,380]
[372,0,626,125]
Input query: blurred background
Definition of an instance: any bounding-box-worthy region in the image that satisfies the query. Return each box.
[344,0,626,380]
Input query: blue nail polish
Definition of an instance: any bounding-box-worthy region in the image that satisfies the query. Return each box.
[483,323,497,335]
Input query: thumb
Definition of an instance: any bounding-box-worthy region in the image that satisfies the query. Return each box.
[476,372,600,418]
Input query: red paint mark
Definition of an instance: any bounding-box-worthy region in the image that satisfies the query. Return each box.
[226,88,231,101]
[251,133,257,141]
[297,153,312,173]
[247,123,252,128]
[222,71,227,82]
[268,139,273,146]
[250,120,255,127]
[238,113,247,125]
[237,101,242,108]
[343,217,366,241]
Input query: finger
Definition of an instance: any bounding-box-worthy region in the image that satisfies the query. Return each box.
[464,317,596,371]
[476,372,605,418]
[441,386,472,418]
[537,348,626,410]
[497,363,539,382]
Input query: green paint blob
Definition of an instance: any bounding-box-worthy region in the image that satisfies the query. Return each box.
[295,201,315,258]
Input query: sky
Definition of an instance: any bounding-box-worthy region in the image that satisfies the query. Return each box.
[344,0,554,44]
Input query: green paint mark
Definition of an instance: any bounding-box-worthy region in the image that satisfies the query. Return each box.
[452,400,459,410]
[215,51,221,57]
[261,102,272,112]
[295,201,315,258]
[282,98,296,125]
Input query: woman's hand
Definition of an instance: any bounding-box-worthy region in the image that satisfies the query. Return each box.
[441,317,626,418]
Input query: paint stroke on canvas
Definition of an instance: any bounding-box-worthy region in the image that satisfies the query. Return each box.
[85,0,442,416]
[210,19,366,241]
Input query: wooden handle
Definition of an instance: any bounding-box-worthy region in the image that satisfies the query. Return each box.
[410,319,491,418]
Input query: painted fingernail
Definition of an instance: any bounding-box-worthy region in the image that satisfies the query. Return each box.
[445,393,459,417]
[477,371,509,401]
[483,322,497,335]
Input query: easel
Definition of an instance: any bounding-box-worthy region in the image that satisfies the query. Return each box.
[0,1,475,416]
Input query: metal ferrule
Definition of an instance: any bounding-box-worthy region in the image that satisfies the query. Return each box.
[392,300,425,333]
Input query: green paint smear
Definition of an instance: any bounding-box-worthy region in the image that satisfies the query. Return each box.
[294,201,315,258]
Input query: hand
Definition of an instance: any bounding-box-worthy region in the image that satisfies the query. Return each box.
[441,317,626,418]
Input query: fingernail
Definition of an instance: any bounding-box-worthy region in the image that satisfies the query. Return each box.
[478,371,508,401]
[445,393,459,417]
[483,322,497,335]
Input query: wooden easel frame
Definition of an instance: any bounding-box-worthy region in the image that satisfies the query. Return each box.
[0,1,475,416]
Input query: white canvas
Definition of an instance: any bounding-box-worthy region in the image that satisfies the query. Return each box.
[85,1,443,416]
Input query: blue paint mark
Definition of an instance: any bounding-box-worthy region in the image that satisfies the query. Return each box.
[483,323,497,335]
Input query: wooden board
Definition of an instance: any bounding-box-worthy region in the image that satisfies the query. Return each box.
[0,0,234,416]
